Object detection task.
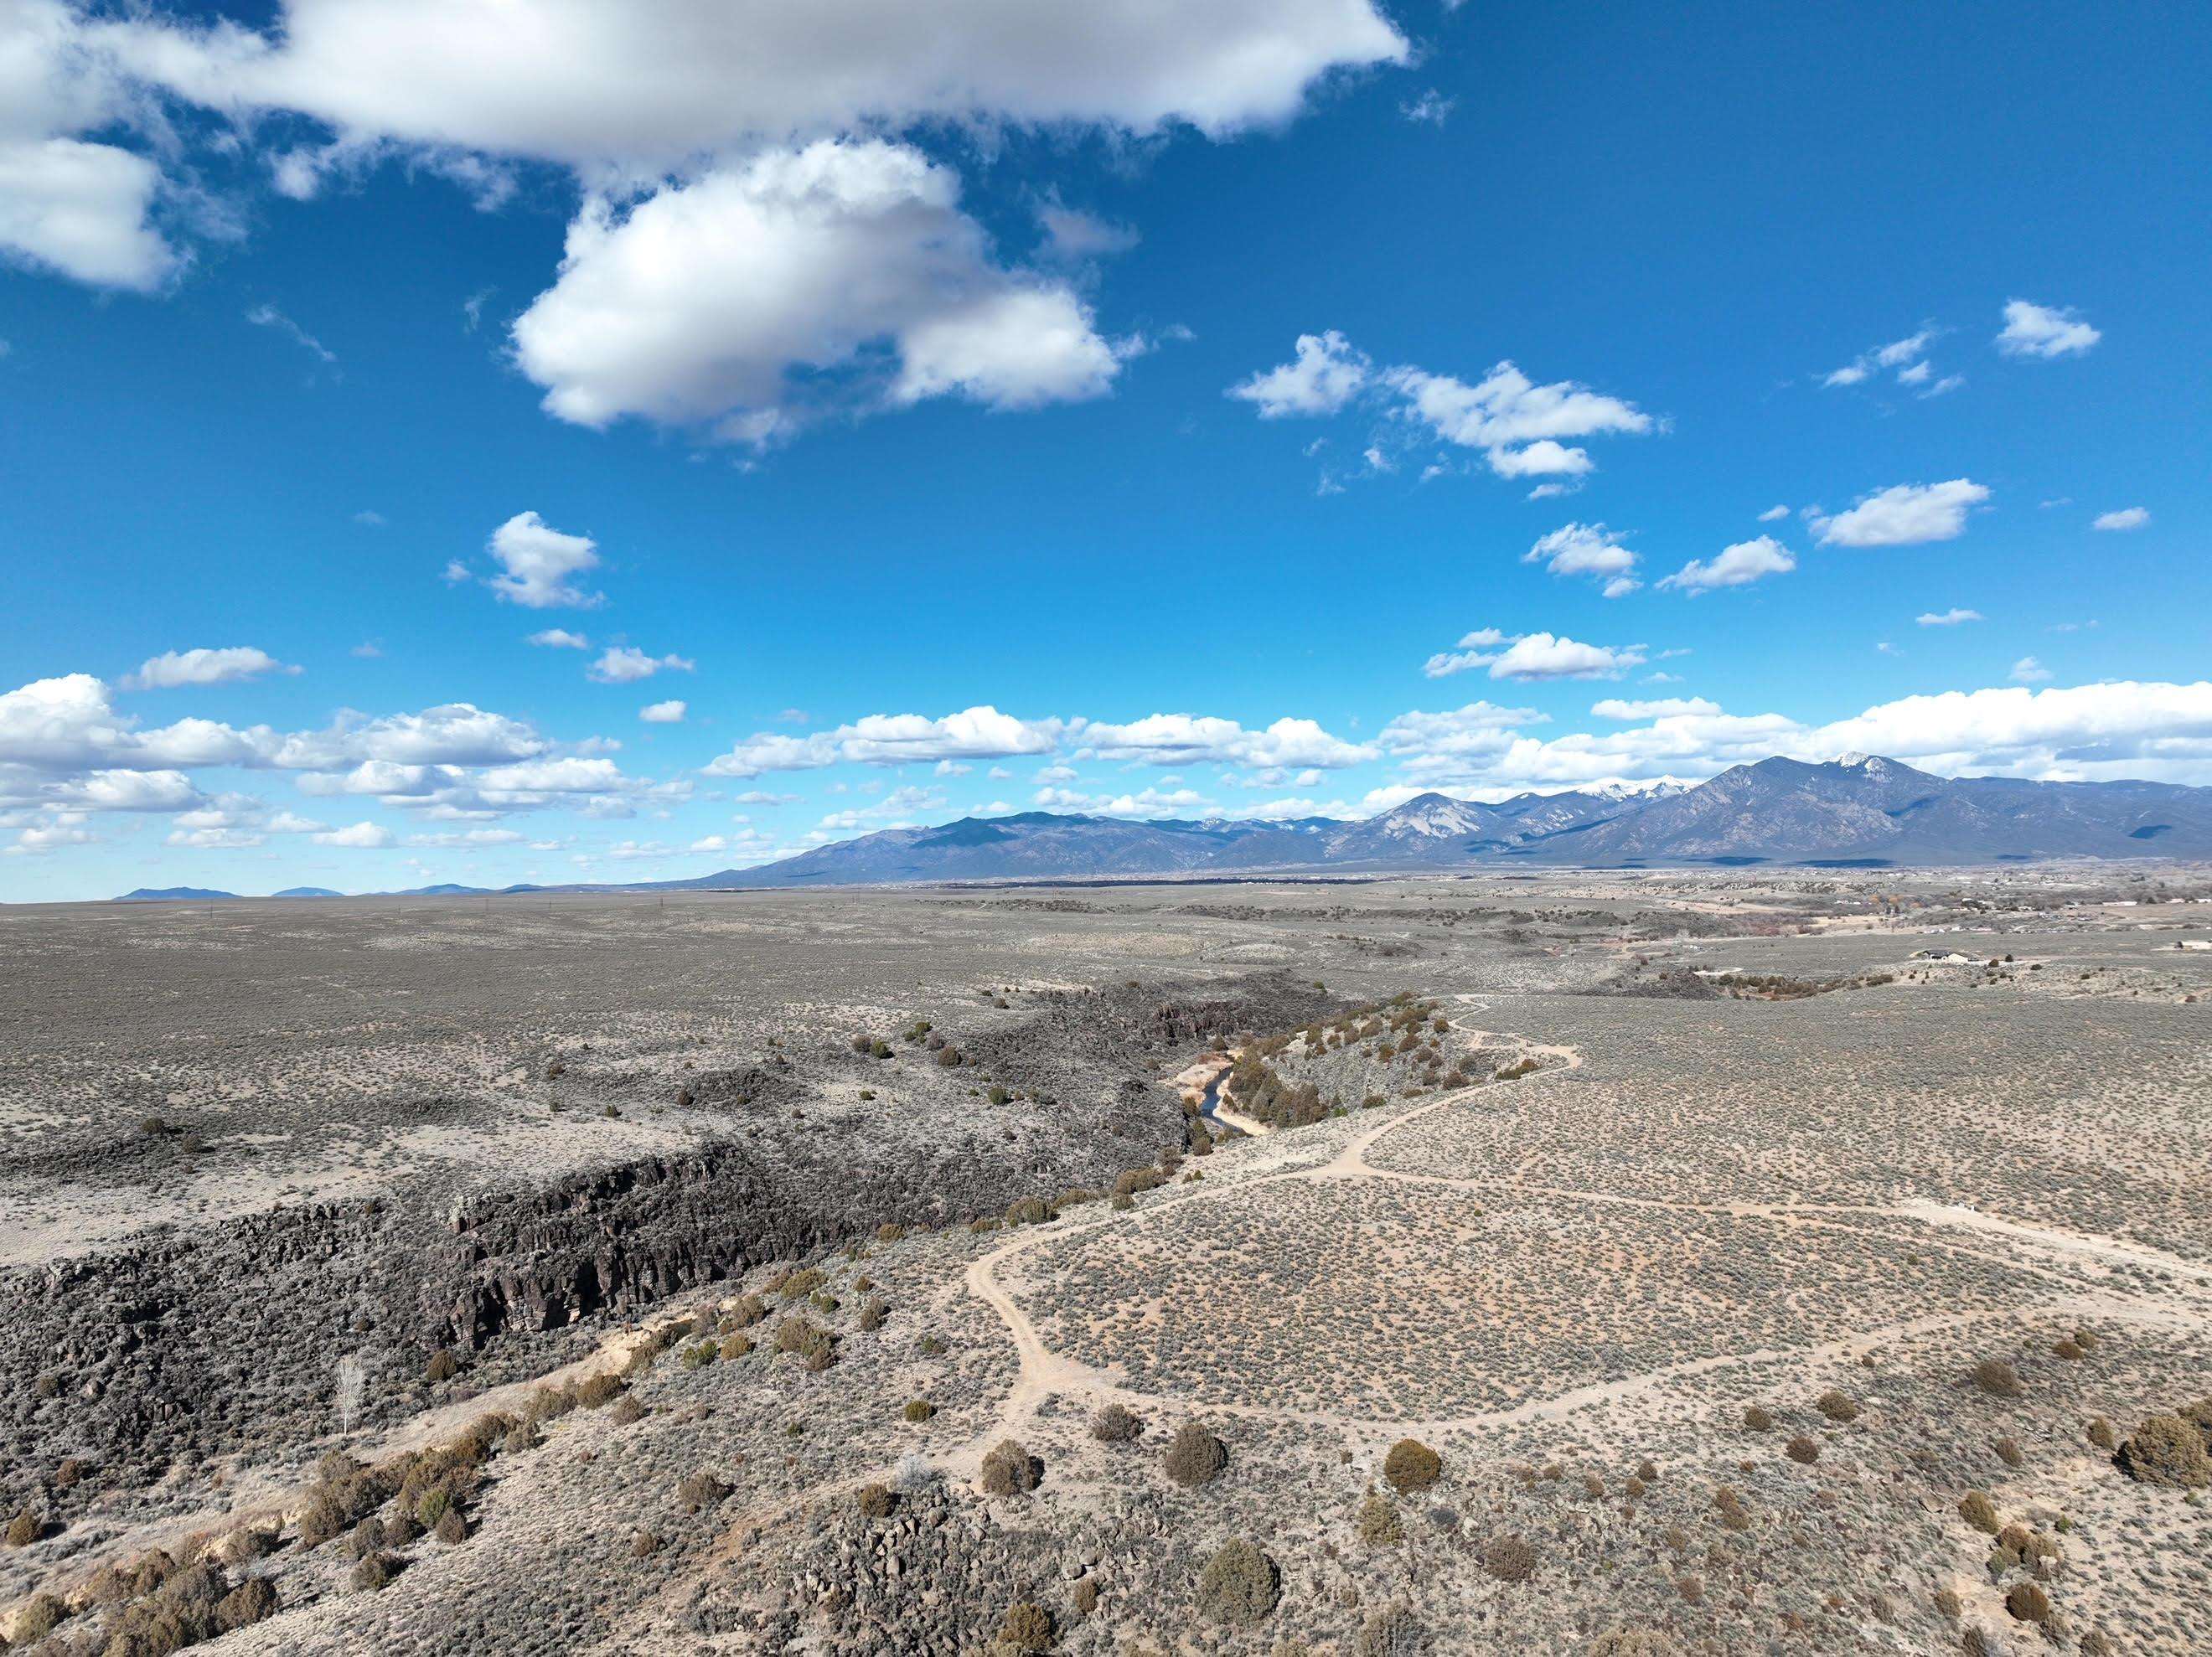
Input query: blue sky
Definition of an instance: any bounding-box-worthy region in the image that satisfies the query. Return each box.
[3,0,2207,899]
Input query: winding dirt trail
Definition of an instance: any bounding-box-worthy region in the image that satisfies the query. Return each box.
[951,998,2212,1458]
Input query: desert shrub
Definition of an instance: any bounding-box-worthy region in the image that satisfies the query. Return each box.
[1972,1359,2024,1399]
[995,1601,1053,1654]
[988,1085,1010,1106]
[209,1572,277,1633]
[610,1395,645,1425]
[721,1334,753,1360]
[12,1592,65,1640]
[2005,1582,2051,1623]
[773,1317,836,1371]
[917,1334,947,1356]
[3,1508,39,1547]
[937,1046,963,1067]
[778,1267,825,1303]
[1196,1539,1279,1627]
[575,1372,624,1408]
[1743,1405,1775,1432]
[397,1444,483,1525]
[1934,1587,1963,1621]
[352,1551,403,1591]
[424,1348,459,1384]
[1005,1196,1053,1226]
[1113,1168,1163,1199]
[676,1471,729,1512]
[979,1439,1041,1496]
[1958,1490,2001,1533]
[903,1399,936,1423]
[434,1507,468,1545]
[503,1419,541,1453]
[1814,1391,1859,1422]
[1091,1402,1143,1443]
[1484,1534,1538,1582]
[2086,1416,2116,1450]
[1110,1192,1134,1210]
[728,1293,767,1328]
[680,1340,718,1371]
[1355,1604,1426,1656]
[527,1384,577,1425]
[1712,1487,1751,1533]
[856,1482,895,1519]
[1357,1494,1404,1546]
[1994,1437,2024,1468]
[1785,1437,1820,1464]
[1585,1630,1683,1656]
[298,1465,395,1548]
[1989,1523,2058,1579]
[1164,1423,1227,1488]
[630,1531,661,1558]
[1072,1576,1099,1616]
[2115,1414,2212,1487]
[101,1563,231,1652]
[1382,1438,1441,1494]
[858,1296,888,1332]
[2054,1337,2085,1360]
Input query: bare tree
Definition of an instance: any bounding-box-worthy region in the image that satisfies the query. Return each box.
[335,1355,366,1438]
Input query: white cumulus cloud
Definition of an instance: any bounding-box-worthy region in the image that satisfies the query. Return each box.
[511,142,1120,441]
[2091,507,2148,532]
[1656,535,1796,593]
[122,647,298,689]
[1227,330,1371,418]
[588,647,693,684]
[483,511,602,608]
[1996,299,2100,359]
[1078,714,1374,770]
[1522,522,1641,596]
[1449,632,1647,682]
[1812,480,1989,548]
[705,705,1061,777]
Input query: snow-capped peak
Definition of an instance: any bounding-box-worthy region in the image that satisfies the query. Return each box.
[1377,794,1486,838]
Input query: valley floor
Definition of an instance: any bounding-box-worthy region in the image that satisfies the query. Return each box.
[2,871,2209,1654]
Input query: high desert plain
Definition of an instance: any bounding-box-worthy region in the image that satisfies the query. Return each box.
[2,869,2208,1655]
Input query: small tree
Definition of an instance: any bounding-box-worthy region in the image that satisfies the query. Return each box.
[1382,1438,1441,1494]
[979,1439,1041,1496]
[1090,1401,1143,1443]
[1164,1423,1227,1488]
[1196,1539,1279,1628]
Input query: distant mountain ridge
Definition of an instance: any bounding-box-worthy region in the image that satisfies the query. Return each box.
[679,756,2211,887]
[106,756,2212,901]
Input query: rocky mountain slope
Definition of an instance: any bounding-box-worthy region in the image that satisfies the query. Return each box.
[106,756,2212,901]
[694,756,2212,885]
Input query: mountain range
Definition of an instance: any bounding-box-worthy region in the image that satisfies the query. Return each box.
[700,756,2209,886]
[107,756,2212,900]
